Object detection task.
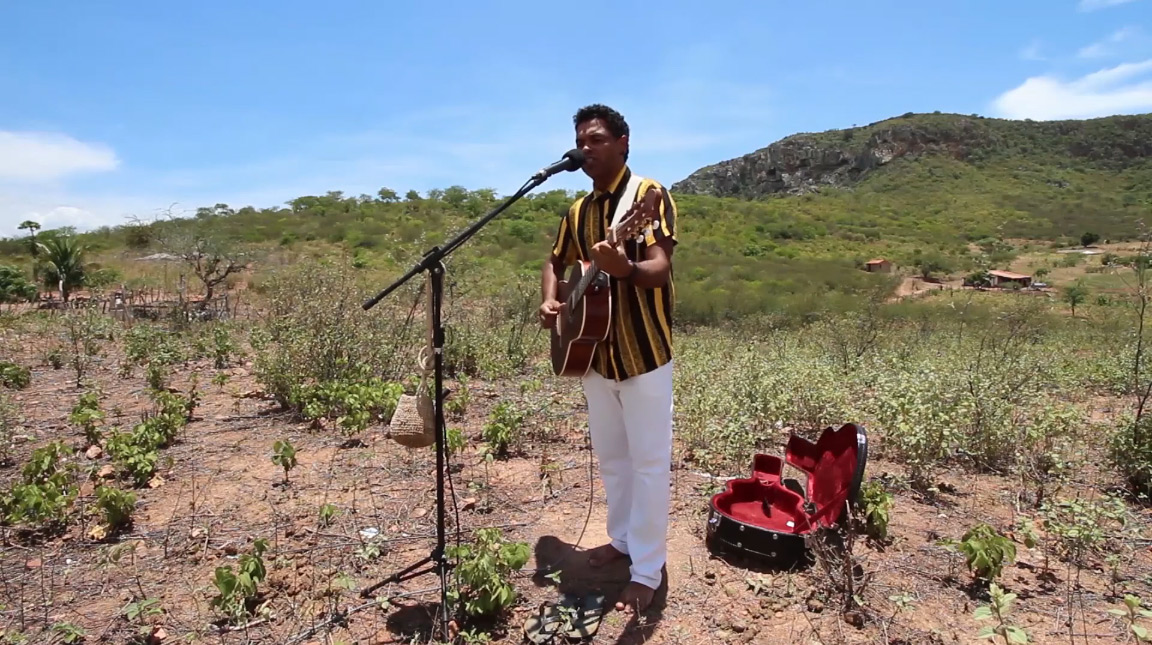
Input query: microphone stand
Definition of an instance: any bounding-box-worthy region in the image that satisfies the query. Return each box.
[359,167,567,642]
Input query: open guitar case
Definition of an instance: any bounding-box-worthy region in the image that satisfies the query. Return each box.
[705,423,868,568]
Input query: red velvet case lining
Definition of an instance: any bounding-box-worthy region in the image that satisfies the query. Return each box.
[710,424,861,534]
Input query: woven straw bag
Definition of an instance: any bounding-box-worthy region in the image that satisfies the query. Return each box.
[390,346,436,448]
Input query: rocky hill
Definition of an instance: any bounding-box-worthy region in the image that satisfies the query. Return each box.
[671,111,1152,199]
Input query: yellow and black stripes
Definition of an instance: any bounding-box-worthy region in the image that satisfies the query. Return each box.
[550,165,678,381]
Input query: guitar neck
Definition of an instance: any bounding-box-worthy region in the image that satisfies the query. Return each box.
[568,260,602,307]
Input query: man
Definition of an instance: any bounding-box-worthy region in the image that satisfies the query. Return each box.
[539,104,677,614]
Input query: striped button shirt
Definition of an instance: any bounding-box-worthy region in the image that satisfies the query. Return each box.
[551,165,678,381]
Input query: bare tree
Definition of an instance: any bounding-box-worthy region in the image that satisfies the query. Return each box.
[143,209,251,309]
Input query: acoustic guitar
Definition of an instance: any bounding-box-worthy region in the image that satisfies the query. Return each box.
[550,187,661,377]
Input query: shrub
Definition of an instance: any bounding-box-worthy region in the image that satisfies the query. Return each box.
[0,361,30,389]
[0,441,78,532]
[0,265,36,303]
[251,260,420,412]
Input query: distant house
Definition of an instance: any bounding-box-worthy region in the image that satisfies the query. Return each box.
[988,270,1032,288]
[864,258,892,273]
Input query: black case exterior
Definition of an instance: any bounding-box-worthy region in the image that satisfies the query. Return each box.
[705,505,810,568]
[705,423,868,568]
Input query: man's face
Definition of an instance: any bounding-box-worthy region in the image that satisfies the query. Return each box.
[576,118,627,179]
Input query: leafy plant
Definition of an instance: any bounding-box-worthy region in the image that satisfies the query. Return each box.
[482,401,523,457]
[1039,494,1127,565]
[0,441,78,531]
[857,479,893,541]
[446,427,467,458]
[953,523,1016,583]
[271,439,297,484]
[1108,595,1152,643]
[210,538,270,623]
[95,485,136,532]
[50,622,85,643]
[69,390,105,446]
[974,583,1029,644]
[122,597,163,641]
[0,361,30,390]
[104,389,191,486]
[318,503,339,527]
[446,375,470,418]
[0,393,16,467]
[0,265,36,303]
[446,528,530,617]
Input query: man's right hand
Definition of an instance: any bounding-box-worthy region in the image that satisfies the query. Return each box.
[539,299,564,329]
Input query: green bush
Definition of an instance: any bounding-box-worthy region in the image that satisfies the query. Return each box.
[0,361,30,389]
[0,265,36,303]
[0,441,78,531]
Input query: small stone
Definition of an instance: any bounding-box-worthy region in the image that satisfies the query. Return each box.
[807,598,824,613]
[731,620,747,633]
[85,445,102,459]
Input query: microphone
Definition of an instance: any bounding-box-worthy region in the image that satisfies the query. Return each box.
[532,149,585,181]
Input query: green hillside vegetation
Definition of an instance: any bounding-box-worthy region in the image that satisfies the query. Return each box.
[1,112,1150,326]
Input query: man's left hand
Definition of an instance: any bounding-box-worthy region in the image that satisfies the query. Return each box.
[590,241,631,277]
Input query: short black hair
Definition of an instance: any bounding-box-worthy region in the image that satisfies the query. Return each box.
[573,104,629,159]
[574,104,629,138]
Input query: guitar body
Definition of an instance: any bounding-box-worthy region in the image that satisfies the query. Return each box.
[551,261,612,377]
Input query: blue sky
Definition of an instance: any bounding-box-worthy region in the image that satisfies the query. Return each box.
[1,0,1150,237]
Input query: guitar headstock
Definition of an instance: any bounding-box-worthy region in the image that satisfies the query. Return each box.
[608,187,662,245]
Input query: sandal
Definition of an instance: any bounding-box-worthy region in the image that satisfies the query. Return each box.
[562,592,607,641]
[523,601,564,644]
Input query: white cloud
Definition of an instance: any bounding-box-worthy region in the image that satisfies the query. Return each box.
[1078,0,1140,11]
[991,59,1152,119]
[0,131,118,182]
[1078,26,1141,58]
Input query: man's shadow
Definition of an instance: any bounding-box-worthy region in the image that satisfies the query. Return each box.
[532,535,667,644]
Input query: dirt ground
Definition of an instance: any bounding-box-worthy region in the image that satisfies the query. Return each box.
[2,339,1151,644]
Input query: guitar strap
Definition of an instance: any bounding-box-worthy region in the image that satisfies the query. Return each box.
[609,173,645,229]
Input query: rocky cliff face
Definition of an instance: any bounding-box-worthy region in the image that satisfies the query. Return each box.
[669,112,1152,199]
[671,119,977,199]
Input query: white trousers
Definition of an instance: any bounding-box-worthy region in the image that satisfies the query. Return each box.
[581,359,674,589]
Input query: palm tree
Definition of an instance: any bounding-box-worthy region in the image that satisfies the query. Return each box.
[37,236,87,302]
